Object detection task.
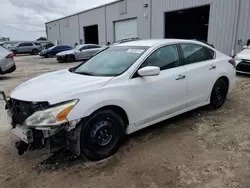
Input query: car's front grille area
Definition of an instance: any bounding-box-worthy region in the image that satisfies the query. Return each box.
[10,99,50,125]
[236,61,250,73]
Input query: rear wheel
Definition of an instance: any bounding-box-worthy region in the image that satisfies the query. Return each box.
[80,110,125,161]
[210,79,228,109]
[32,49,39,55]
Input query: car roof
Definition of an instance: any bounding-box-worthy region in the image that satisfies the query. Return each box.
[116,39,210,47]
[57,45,71,47]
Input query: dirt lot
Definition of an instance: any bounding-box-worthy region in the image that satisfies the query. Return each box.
[1,55,250,188]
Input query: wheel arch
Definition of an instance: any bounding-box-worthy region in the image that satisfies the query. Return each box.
[88,105,129,127]
[217,76,229,92]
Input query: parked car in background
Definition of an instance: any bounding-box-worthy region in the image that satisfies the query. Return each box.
[10,42,42,55]
[2,39,235,161]
[39,45,72,58]
[42,42,54,50]
[235,45,250,74]
[0,46,16,75]
[56,44,103,62]
[0,41,19,50]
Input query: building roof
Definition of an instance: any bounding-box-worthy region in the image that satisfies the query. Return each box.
[45,0,120,24]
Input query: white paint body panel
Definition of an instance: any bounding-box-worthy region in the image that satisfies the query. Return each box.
[0,46,15,73]
[10,40,236,134]
[235,48,250,74]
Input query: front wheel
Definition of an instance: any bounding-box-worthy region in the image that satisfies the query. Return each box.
[47,53,53,58]
[210,79,228,109]
[67,55,76,62]
[80,110,125,161]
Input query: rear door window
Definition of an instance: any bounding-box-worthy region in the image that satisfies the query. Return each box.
[181,44,215,64]
[19,43,34,47]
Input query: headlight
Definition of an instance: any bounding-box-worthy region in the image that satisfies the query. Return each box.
[234,56,241,61]
[25,99,78,127]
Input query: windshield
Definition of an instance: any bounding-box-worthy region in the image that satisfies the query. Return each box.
[48,46,56,50]
[74,46,148,76]
[75,45,84,50]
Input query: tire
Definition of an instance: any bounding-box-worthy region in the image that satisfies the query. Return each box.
[209,79,228,109]
[47,53,53,58]
[66,55,76,62]
[32,49,39,55]
[80,110,125,161]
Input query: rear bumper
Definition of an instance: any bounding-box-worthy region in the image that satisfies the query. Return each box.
[0,64,16,75]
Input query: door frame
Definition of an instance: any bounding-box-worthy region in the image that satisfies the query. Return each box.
[113,17,138,42]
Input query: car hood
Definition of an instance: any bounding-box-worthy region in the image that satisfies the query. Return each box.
[11,69,113,103]
[57,49,77,56]
[236,49,250,60]
[40,49,48,54]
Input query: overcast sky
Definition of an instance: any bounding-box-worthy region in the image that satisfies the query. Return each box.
[0,0,115,41]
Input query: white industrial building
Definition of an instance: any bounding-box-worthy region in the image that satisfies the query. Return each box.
[45,0,250,56]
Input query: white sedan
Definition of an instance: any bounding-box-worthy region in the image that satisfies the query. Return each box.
[235,45,250,74]
[56,44,104,62]
[3,39,236,160]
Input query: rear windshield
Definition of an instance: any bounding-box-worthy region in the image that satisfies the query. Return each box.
[0,46,11,56]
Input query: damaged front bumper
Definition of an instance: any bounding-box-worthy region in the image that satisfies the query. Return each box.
[0,91,80,155]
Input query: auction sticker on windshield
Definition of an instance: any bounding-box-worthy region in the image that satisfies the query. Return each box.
[127,49,145,53]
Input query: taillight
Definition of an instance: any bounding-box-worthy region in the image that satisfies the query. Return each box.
[228,59,236,68]
[6,53,14,59]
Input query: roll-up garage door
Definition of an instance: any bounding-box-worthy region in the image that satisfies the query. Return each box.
[114,18,138,41]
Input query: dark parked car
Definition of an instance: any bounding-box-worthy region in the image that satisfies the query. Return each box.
[40,45,72,58]
[42,42,54,50]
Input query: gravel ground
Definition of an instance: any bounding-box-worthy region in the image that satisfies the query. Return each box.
[1,55,250,188]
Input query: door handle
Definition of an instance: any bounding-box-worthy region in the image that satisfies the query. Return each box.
[175,75,186,80]
[209,65,216,70]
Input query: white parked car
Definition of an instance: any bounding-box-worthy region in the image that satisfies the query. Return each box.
[1,39,236,160]
[56,44,103,62]
[0,46,16,75]
[235,45,250,74]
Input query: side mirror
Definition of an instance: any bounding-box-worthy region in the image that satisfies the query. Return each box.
[138,66,160,77]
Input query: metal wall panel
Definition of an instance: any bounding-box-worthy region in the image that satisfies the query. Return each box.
[78,7,106,45]
[151,0,238,55]
[235,0,250,54]
[46,0,249,55]
[208,0,238,55]
[59,15,80,46]
[106,0,151,43]
[46,21,60,45]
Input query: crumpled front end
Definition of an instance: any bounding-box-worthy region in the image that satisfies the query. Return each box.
[1,91,80,155]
